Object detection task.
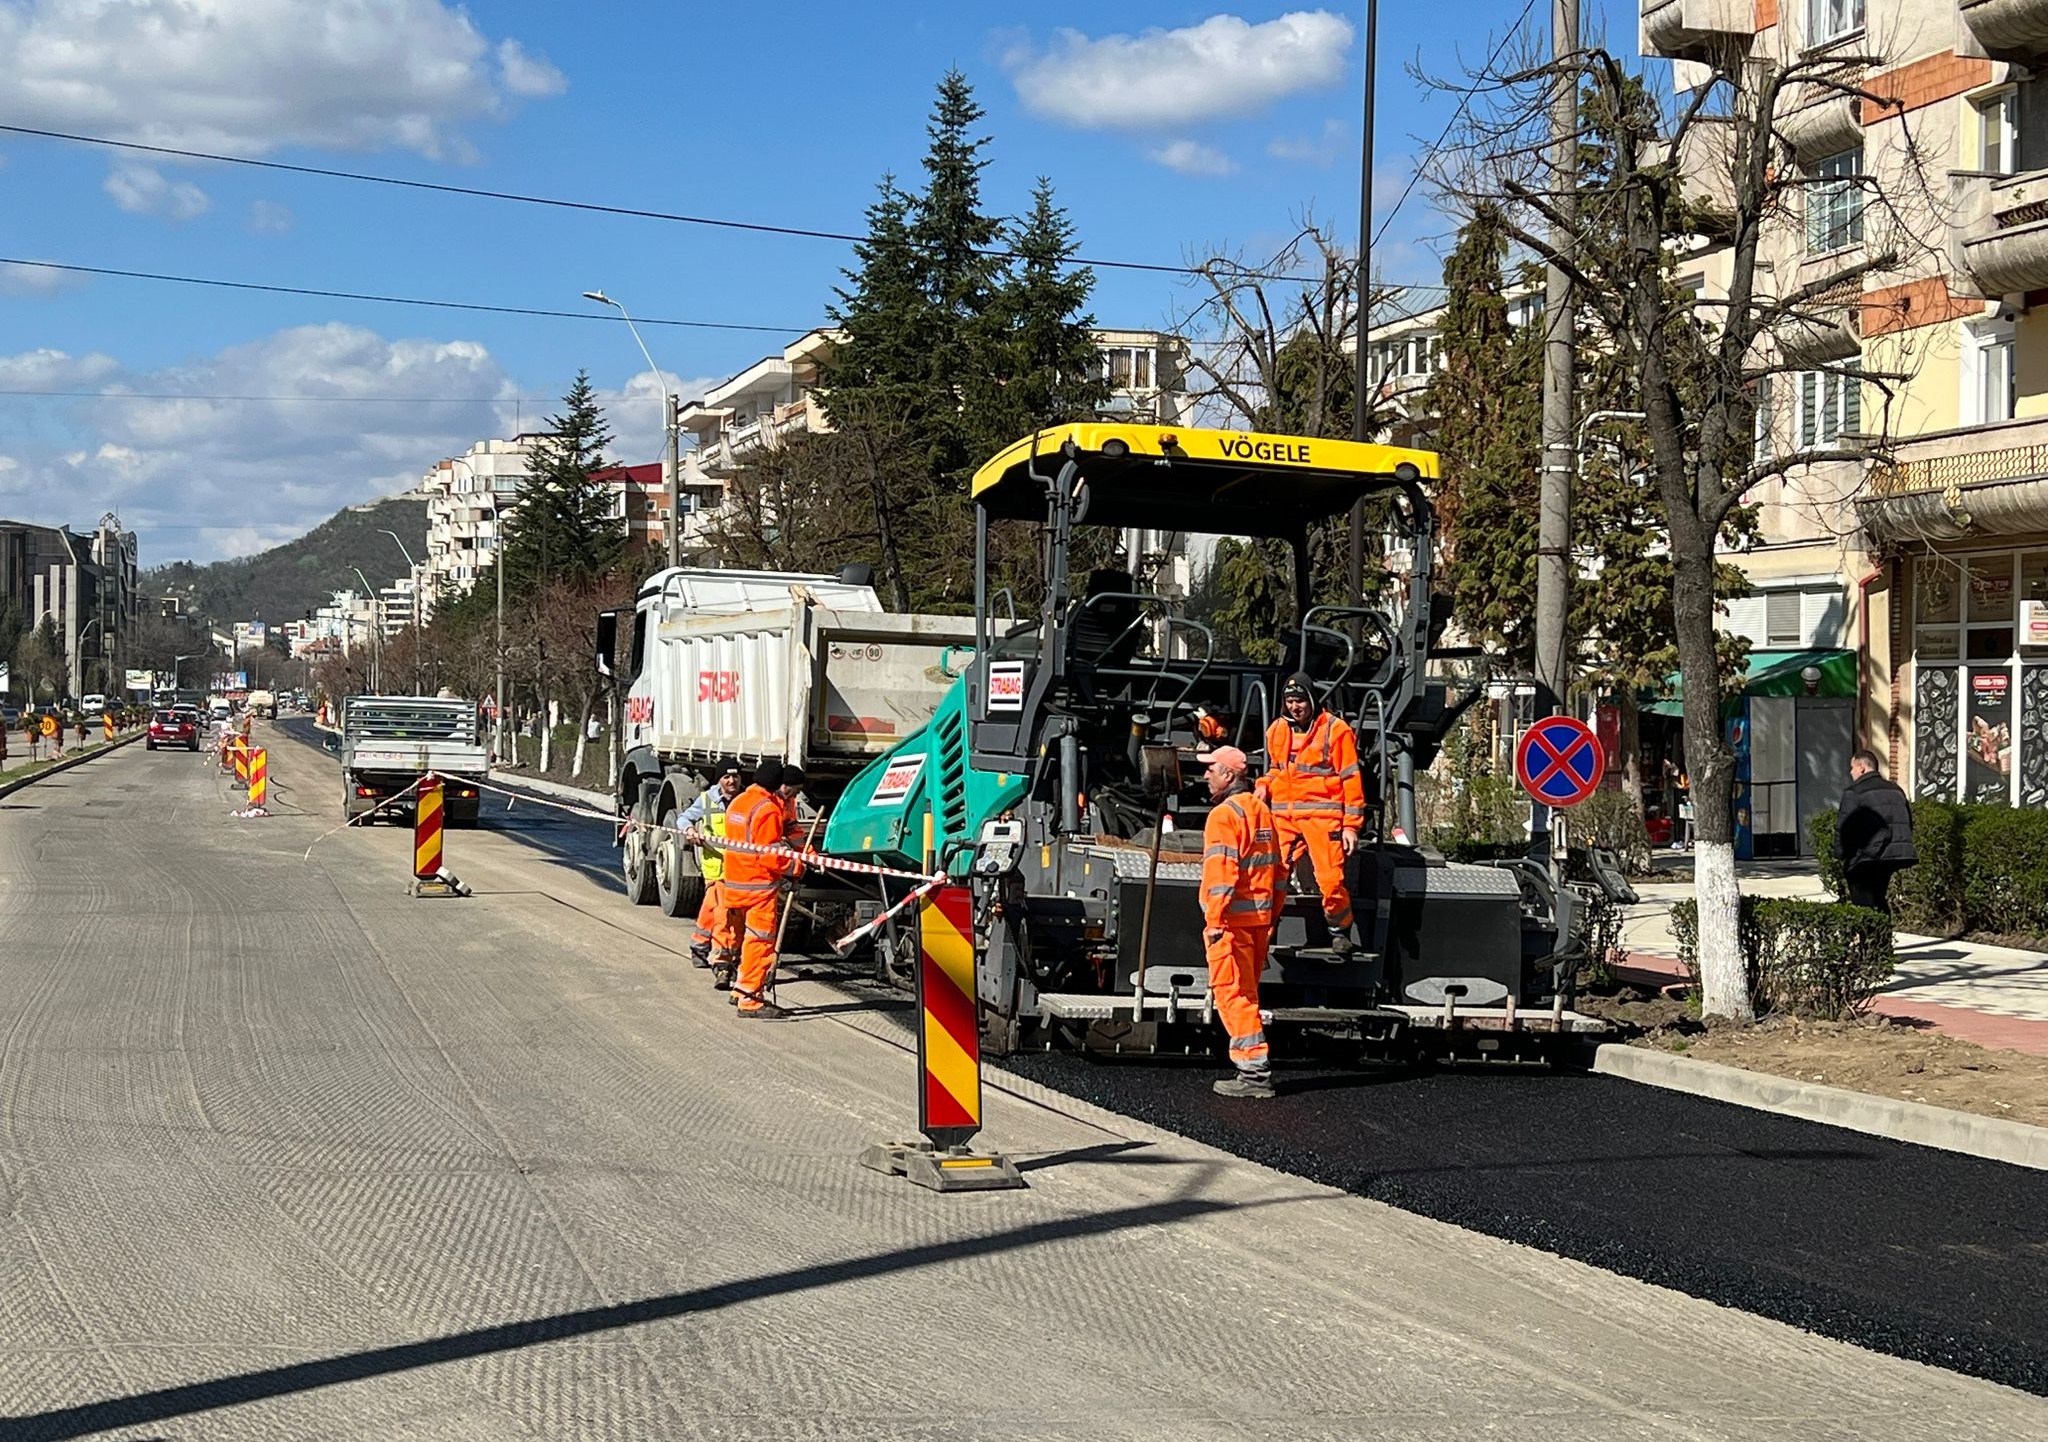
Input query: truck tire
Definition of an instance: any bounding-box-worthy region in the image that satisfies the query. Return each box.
[622,795,658,905]
[655,805,704,919]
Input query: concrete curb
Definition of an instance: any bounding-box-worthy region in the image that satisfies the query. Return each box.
[0,731,145,801]
[1593,1042,2048,1172]
[487,769,613,813]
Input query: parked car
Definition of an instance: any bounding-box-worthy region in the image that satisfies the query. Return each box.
[147,709,200,752]
[81,693,106,714]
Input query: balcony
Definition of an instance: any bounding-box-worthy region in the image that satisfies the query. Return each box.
[1640,0,1752,62]
[1953,168,2048,297]
[1860,415,2048,544]
[1961,0,2048,61]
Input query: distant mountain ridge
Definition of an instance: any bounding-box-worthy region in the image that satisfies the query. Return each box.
[144,495,429,626]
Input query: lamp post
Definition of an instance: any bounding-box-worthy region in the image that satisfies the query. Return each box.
[379,528,424,695]
[349,567,383,693]
[584,288,681,569]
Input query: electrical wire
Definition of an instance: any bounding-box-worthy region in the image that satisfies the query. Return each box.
[0,386,553,403]
[0,256,802,333]
[1371,0,1542,248]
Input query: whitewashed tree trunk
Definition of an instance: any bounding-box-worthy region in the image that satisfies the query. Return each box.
[1694,839,1750,1019]
[571,727,586,778]
[539,716,552,774]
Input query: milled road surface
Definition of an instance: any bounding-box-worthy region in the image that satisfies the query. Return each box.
[0,728,2041,1439]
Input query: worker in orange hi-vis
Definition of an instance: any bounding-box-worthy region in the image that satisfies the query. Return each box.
[681,763,744,971]
[1262,671,1366,957]
[720,759,807,1020]
[1197,745,1283,1099]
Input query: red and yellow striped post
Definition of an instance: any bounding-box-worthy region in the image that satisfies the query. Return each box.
[247,748,267,810]
[232,740,251,788]
[917,885,984,1146]
[860,884,1022,1191]
[414,776,444,880]
[102,713,114,742]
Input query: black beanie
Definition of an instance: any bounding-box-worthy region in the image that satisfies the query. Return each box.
[1282,671,1315,702]
[754,758,784,790]
[781,764,806,790]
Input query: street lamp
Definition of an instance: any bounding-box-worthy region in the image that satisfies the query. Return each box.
[379,528,424,696]
[349,567,383,694]
[584,288,681,569]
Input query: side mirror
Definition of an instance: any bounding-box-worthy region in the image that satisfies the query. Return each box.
[594,609,619,678]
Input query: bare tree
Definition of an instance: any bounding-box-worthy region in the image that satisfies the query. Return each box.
[1437,17,1950,1016]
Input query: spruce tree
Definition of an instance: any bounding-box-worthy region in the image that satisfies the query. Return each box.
[501,371,625,592]
[973,178,1109,451]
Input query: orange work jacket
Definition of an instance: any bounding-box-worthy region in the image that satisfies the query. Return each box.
[1263,711,1366,830]
[1201,789,1283,931]
[721,784,799,887]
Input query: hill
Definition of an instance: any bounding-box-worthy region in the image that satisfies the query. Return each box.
[145,495,430,625]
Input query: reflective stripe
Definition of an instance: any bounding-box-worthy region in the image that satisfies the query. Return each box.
[1243,851,1281,868]
[1336,763,1361,779]
[1204,884,1234,899]
[1229,1030,1267,1052]
[724,879,777,895]
[1226,898,1273,916]
[746,926,774,940]
[1295,762,1336,776]
[1204,842,1239,860]
[1273,801,1343,814]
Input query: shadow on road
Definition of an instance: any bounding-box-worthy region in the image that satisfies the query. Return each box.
[1,1194,1303,1440]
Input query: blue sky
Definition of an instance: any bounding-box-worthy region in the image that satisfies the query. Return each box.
[0,0,1544,566]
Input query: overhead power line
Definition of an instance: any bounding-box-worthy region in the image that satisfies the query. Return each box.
[0,257,803,333]
[1371,0,1541,248]
[3,122,1262,280]
[0,387,552,403]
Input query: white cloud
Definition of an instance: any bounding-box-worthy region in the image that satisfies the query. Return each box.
[247,200,294,235]
[0,347,120,389]
[497,38,567,99]
[0,324,523,561]
[1147,139,1237,177]
[0,261,87,297]
[1005,11,1352,131]
[103,164,210,221]
[0,0,565,161]
[1268,117,1348,167]
[601,369,725,467]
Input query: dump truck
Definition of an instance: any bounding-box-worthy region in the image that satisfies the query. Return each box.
[821,422,1607,1058]
[332,695,487,826]
[596,566,978,922]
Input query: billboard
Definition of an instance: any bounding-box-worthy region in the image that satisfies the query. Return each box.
[212,671,248,692]
[124,669,154,692]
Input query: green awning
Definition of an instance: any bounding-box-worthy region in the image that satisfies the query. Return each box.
[1643,648,1855,717]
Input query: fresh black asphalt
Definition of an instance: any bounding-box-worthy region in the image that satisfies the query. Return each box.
[278,719,2048,1397]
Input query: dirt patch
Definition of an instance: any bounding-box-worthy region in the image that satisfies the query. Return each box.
[1636,1013,2048,1130]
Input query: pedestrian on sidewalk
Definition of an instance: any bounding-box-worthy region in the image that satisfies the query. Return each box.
[1837,748,1916,914]
[1198,744,1283,1099]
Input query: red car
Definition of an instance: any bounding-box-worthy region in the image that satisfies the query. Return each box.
[146,709,199,751]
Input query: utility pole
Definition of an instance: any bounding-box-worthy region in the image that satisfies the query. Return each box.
[1534,0,1579,714]
[665,392,682,570]
[1348,0,1379,607]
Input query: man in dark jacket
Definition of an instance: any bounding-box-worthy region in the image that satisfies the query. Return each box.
[1837,749,1916,913]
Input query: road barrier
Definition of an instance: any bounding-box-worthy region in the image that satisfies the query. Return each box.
[861,885,1024,1193]
[232,740,251,788]
[408,775,468,899]
[102,713,114,743]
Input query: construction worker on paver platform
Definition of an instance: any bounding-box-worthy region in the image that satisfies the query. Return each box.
[1198,744,1283,1098]
[681,763,744,972]
[1262,671,1365,957]
[719,759,807,1020]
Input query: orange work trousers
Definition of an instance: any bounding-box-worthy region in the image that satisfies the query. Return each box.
[1276,815,1354,935]
[729,885,782,1010]
[1204,924,1271,1077]
[691,879,738,961]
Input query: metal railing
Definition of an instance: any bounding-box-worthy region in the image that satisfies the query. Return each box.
[1867,440,2048,499]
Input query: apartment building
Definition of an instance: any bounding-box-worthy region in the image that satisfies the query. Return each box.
[0,513,139,700]
[420,435,547,601]
[1645,0,2048,817]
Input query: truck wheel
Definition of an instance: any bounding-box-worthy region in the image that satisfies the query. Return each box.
[655,806,703,919]
[622,797,658,905]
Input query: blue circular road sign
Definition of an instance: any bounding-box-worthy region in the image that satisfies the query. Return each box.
[1515,715,1606,807]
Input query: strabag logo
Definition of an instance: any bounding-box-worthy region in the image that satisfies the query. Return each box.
[870,754,926,806]
[625,695,655,726]
[988,660,1027,712]
[697,670,740,703]
[1216,435,1312,465]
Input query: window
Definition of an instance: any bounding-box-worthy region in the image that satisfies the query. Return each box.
[1766,591,1804,647]
[1978,90,2017,175]
[1100,346,1156,391]
[1806,148,1864,253]
[1795,367,1861,448]
[1753,376,1776,463]
[1805,0,1864,46]
[1963,320,2016,426]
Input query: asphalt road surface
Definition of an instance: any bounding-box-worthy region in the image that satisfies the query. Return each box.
[282,718,2048,1398]
[0,728,2039,1439]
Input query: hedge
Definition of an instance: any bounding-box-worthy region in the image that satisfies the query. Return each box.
[1811,799,2045,938]
[1671,896,1895,1019]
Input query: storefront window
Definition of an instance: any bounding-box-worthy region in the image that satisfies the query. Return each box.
[1915,550,2029,805]
[1969,556,2016,623]
[1916,557,1960,661]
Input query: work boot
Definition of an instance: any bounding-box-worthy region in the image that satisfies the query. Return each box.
[1329,930,1357,960]
[736,1003,793,1021]
[1213,1073,1277,1099]
[688,946,711,970]
[711,963,735,991]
